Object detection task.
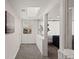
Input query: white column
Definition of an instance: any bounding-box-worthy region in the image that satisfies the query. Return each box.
[60,0,66,50]
[65,0,72,49]
[66,8,72,49]
[60,0,72,49]
[58,0,73,59]
[42,13,48,56]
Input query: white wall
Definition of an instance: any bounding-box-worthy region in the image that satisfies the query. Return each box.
[42,14,48,56]
[22,20,39,44]
[36,35,43,54]
[5,0,22,59]
[36,20,44,54]
[36,14,48,56]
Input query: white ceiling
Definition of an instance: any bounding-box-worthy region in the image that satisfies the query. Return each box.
[48,0,74,20]
[48,2,60,20]
[8,0,55,19]
[7,0,74,20]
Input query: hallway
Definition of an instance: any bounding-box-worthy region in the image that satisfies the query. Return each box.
[5,0,74,59]
[15,44,58,59]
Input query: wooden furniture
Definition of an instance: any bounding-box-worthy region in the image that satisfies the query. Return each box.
[52,35,59,48]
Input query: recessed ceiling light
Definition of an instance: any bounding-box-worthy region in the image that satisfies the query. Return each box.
[57,16,60,18]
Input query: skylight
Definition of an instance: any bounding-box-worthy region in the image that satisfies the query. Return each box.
[27,7,40,17]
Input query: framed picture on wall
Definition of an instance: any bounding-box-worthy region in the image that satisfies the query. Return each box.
[5,11,15,34]
[23,27,32,34]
